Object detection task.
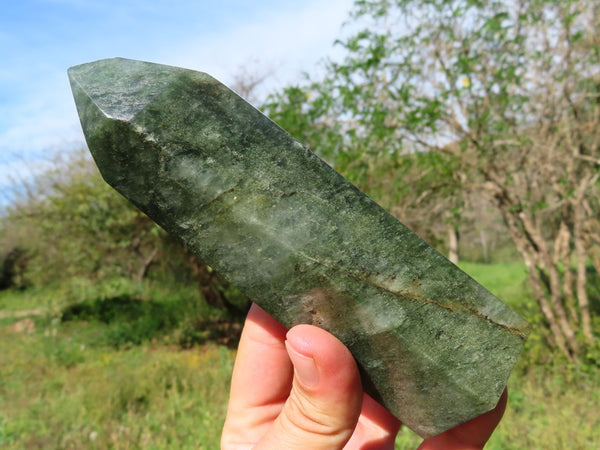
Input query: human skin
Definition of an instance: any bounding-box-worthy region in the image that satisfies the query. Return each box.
[221,303,507,449]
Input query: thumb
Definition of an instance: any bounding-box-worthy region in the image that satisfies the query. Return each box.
[256,324,364,450]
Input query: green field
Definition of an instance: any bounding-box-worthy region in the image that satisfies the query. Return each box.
[1,263,599,449]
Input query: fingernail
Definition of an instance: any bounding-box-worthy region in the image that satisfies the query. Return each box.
[285,340,320,388]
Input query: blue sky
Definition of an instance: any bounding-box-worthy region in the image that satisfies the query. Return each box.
[0,0,355,202]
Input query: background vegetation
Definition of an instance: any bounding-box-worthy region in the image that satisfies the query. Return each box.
[1,0,599,448]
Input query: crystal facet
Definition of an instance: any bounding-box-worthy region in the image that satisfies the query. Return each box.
[68,58,529,438]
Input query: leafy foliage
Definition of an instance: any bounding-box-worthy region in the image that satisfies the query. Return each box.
[1,150,164,285]
[0,150,249,331]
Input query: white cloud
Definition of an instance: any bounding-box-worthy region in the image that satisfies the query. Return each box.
[165,0,354,96]
[0,0,355,203]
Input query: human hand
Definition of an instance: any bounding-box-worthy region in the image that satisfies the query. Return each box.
[221,303,507,449]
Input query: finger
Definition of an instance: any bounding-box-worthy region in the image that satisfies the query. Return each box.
[256,324,363,450]
[222,303,293,447]
[418,388,508,450]
[344,393,402,449]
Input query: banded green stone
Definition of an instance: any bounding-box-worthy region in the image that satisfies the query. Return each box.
[68,57,529,438]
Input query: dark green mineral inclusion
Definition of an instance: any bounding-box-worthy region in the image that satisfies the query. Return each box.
[68,57,529,438]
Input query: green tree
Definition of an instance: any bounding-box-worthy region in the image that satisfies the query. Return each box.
[1,149,250,322]
[2,150,164,285]
[266,0,600,358]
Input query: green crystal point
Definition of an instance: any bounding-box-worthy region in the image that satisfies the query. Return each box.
[68,57,529,438]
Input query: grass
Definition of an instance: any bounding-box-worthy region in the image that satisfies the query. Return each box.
[460,261,531,310]
[0,318,234,448]
[463,262,600,449]
[1,262,599,449]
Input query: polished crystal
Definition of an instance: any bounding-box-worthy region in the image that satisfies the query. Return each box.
[68,58,529,438]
